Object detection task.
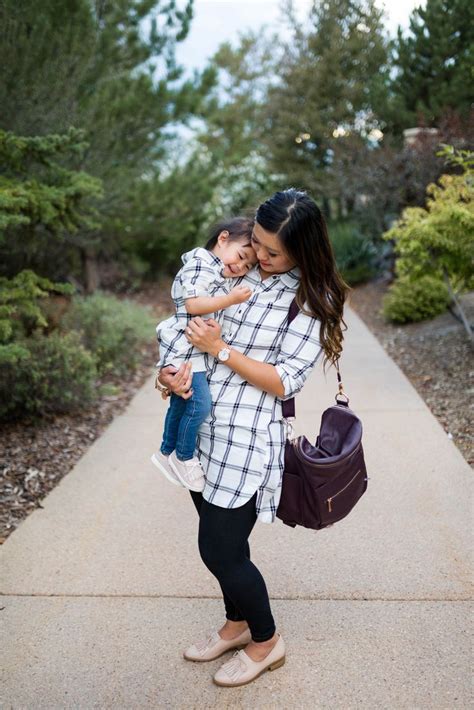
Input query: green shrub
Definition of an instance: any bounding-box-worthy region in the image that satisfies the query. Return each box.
[0,270,93,420]
[382,169,474,284]
[329,220,378,285]
[0,331,97,419]
[63,292,155,375]
[382,274,450,324]
[382,146,474,329]
[0,269,73,343]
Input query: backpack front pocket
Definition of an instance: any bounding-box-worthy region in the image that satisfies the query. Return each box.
[308,467,367,527]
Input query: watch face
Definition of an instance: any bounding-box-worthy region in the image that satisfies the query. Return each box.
[218,348,230,362]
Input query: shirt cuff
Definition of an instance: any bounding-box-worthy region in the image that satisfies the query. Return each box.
[182,287,207,299]
[274,364,296,400]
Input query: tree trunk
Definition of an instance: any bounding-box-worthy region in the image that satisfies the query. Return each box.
[442,267,473,343]
[81,246,100,294]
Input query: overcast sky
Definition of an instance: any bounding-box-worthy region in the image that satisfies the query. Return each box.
[176,0,426,71]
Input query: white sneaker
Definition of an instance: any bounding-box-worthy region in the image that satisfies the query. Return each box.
[168,451,205,492]
[150,452,183,487]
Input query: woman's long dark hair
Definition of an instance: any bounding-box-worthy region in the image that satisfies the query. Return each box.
[256,188,351,375]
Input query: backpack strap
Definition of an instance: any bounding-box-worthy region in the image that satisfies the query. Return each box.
[281,298,347,416]
[281,298,299,419]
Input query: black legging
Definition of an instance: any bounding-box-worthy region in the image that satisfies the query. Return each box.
[189,490,276,643]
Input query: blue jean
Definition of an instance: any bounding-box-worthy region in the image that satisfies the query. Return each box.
[160,371,212,461]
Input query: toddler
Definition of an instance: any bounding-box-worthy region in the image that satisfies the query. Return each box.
[151,217,257,492]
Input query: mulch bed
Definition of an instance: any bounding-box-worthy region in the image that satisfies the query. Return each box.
[1,276,472,544]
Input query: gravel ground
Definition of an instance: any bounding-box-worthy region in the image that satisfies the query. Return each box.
[1,276,471,544]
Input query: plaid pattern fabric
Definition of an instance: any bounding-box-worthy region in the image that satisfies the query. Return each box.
[196,264,324,524]
[155,247,231,371]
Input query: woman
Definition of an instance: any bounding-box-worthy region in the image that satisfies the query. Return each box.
[157,188,350,687]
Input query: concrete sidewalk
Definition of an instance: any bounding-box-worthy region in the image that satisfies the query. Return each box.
[1,304,472,709]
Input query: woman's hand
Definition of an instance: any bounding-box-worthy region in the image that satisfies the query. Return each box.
[158,362,193,399]
[185,317,225,357]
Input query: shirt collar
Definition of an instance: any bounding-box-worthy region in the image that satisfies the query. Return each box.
[279,265,301,288]
[245,264,301,290]
[181,247,224,271]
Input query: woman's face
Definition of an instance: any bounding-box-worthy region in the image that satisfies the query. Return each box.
[250,221,297,274]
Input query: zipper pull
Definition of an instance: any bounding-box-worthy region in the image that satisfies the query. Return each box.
[327,498,332,512]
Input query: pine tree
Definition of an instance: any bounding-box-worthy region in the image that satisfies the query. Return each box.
[0,1,100,136]
[0,1,216,285]
[0,128,103,279]
[264,0,390,200]
[197,30,278,167]
[388,0,474,130]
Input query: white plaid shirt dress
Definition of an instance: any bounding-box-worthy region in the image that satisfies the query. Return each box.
[195,263,324,524]
[155,247,231,371]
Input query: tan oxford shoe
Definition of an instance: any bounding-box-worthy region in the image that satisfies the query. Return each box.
[213,633,286,687]
[183,627,252,662]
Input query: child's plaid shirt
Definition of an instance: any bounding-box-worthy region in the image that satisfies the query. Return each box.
[156,247,231,372]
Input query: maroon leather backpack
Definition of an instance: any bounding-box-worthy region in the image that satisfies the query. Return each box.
[276,299,369,530]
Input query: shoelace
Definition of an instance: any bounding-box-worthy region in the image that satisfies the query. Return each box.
[220,650,247,680]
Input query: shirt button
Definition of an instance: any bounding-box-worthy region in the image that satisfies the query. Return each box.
[272,275,277,279]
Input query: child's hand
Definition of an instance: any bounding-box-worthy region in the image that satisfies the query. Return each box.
[228,285,253,305]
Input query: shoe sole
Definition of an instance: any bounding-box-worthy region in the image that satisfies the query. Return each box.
[150,454,182,487]
[183,643,248,662]
[168,456,205,492]
[212,655,286,686]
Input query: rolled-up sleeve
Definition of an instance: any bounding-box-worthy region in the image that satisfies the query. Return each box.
[274,310,323,400]
[180,257,217,299]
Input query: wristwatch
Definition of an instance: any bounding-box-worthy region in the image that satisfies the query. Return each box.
[216,345,231,363]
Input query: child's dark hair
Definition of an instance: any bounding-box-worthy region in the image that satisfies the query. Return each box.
[204,216,254,251]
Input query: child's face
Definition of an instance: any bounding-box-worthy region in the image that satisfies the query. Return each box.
[215,232,258,278]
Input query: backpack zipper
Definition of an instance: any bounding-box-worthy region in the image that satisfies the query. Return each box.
[327,469,362,512]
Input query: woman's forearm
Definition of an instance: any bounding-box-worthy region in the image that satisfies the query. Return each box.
[209,339,285,398]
